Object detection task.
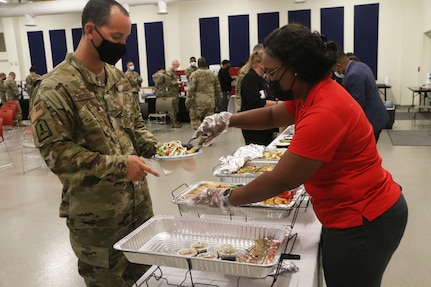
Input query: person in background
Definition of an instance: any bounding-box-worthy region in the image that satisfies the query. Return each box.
[192,23,408,287]
[29,1,161,286]
[125,60,143,105]
[185,57,222,130]
[4,71,25,126]
[217,59,233,112]
[151,67,167,98]
[333,49,388,142]
[346,52,360,61]
[25,66,41,101]
[235,44,264,112]
[165,59,182,128]
[185,56,198,82]
[0,72,6,105]
[240,50,277,145]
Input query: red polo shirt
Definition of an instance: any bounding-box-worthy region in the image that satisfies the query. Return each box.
[285,75,400,229]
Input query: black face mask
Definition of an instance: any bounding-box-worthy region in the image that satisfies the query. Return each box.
[92,26,127,65]
[268,73,297,101]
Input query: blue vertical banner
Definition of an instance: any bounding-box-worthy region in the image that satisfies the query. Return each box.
[27,31,47,75]
[321,7,344,51]
[288,9,311,28]
[257,12,279,44]
[71,28,82,51]
[122,24,140,74]
[199,17,221,65]
[228,15,250,67]
[49,29,67,67]
[354,3,379,78]
[144,22,165,86]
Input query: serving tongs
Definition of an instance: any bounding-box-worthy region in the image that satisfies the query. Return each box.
[184,136,206,154]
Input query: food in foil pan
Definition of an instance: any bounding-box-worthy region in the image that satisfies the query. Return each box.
[178,248,198,257]
[196,252,218,259]
[237,238,281,265]
[213,144,266,174]
[236,163,275,174]
[262,149,286,159]
[215,244,240,261]
[191,241,209,253]
[179,182,243,201]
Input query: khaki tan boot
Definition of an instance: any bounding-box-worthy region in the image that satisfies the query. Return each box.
[171,122,182,128]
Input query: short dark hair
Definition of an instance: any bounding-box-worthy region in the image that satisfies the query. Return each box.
[81,0,129,30]
[198,57,207,68]
[263,23,337,84]
[189,57,196,61]
[30,66,37,72]
[221,59,230,65]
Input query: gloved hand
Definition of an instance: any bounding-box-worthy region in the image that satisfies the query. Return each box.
[192,187,226,208]
[192,112,232,146]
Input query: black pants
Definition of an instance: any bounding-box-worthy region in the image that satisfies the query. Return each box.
[321,193,408,287]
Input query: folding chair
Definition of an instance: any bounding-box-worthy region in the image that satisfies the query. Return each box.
[0,118,13,169]
[20,129,46,174]
[148,97,174,124]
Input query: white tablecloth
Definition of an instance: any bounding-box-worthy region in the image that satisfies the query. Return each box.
[135,202,323,287]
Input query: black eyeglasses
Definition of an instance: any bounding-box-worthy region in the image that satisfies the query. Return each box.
[263,65,283,81]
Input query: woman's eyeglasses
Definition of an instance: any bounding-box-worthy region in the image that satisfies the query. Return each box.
[263,65,283,81]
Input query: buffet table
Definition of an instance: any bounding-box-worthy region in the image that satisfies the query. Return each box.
[134,201,323,287]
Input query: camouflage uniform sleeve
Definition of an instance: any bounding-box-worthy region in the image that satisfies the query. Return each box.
[185,73,196,109]
[130,99,159,157]
[214,74,223,107]
[31,85,129,180]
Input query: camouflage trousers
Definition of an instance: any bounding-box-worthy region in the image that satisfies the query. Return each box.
[188,107,215,130]
[66,201,154,287]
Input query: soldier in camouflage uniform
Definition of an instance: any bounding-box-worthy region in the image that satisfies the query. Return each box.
[4,71,25,126]
[125,61,142,104]
[151,67,167,98]
[185,57,222,130]
[165,60,182,128]
[29,1,161,286]
[25,66,41,101]
[184,56,198,82]
[0,72,6,105]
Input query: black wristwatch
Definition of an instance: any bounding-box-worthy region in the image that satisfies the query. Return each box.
[222,188,233,207]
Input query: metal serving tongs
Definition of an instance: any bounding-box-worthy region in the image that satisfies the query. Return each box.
[184,136,207,154]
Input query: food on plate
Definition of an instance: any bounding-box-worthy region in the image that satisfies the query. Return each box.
[236,164,275,174]
[156,140,199,157]
[262,150,285,159]
[215,244,239,261]
[177,247,198,257]
[196,252,218,259]
[190,241,209,253]
[156,140,187,157]
[237,238,280,265]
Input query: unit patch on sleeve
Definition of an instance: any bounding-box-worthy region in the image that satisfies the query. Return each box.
[35,119,53,142]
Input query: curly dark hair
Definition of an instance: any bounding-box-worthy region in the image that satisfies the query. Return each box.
[263,23,337,84]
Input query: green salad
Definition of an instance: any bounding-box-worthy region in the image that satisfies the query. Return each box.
[156,140,187,157]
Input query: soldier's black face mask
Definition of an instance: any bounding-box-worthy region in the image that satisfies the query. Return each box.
[92,26,127,65]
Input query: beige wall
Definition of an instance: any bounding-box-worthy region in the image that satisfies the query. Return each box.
[1,0,430,105]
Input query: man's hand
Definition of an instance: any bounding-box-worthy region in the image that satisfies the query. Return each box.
[126,155,160,181]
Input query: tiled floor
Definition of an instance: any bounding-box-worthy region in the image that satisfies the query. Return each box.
[0,106,430,286]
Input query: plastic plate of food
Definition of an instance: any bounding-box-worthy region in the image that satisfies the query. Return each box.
[155,149,202,161]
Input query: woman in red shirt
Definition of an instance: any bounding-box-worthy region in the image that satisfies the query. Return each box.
[193,23,408,287]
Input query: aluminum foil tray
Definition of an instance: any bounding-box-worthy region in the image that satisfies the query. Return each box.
[214,160,278,184]
[172,181,305,218]
[114,215,291,278]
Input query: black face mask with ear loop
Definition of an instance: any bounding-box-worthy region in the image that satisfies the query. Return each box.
[91,26,127,65]
[268,72,297,101]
